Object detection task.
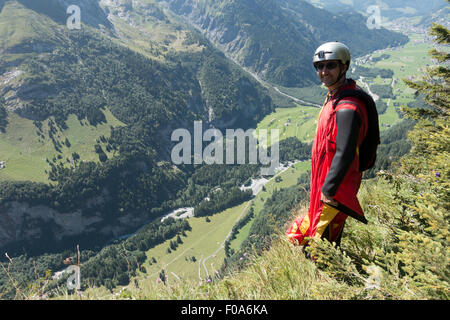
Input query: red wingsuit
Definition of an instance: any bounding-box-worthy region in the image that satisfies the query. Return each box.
[287,79,368,245]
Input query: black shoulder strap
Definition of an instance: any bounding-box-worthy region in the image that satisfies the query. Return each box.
[332,88,380,171]
[333,89,371,109]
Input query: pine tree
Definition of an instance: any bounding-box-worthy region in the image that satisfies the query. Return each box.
[391,21,450,299]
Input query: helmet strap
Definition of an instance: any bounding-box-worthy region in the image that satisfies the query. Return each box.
[328,64,347,90]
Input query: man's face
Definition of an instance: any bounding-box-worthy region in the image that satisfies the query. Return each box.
[314,60,346,88]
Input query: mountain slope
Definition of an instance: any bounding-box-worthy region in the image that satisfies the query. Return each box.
[0,0,274,255]
[160,0,408,87]
[16,0,113,30]
[278,0,408,58]
[0,0,273,129]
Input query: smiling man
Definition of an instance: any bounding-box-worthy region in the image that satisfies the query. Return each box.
[288,41,379,248]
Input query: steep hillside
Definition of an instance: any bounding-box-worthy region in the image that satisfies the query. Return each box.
[0,0,274,255]
[278,0,408,58]
[0,0,435,300]
[161,0,408,87]
[40,19,449,302]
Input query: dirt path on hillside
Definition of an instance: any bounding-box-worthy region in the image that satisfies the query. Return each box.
[198,201,252,280]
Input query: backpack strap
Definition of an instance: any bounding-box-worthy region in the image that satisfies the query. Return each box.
[331,88,380,171]
[335,100,361,112]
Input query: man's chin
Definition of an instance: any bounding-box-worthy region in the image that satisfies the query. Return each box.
[321,78,334,87]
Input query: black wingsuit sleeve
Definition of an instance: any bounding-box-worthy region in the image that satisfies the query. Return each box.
[321,108,361,197]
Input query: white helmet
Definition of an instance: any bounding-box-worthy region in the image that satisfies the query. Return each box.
[313,41,351,66]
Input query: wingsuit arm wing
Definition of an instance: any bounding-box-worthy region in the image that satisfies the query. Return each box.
[321,108,361,197]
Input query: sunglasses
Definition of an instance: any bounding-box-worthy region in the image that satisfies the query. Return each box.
[314,61,339,71]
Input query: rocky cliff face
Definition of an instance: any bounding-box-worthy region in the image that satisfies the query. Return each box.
[0,197,152,254]
[161,0,264,74]
[0,201,102,246]
[159,0,319,87]
[0,69,24,111]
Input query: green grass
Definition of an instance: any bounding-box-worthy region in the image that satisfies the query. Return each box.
[379,99,400,128]
[135,160,310,284]
[353,36,438,130]
[72,233,327,300]
[0,108,126,182]
[60,164,449,300]
[256,106,319,145]
[0,1,129,183]
[139,201,251,283]
[0,0,62,51]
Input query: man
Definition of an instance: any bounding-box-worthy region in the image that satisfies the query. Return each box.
[288,41,377,246]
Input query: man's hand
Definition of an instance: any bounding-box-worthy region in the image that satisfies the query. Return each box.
[321,192,338,207]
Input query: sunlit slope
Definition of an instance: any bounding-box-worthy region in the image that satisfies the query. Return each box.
[0,0,65,52]
[256,106,319,145]
[0,108,125,182]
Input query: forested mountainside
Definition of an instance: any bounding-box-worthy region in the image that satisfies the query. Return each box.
[0,0,276,255]
[0,0,407,256]
[161,0,408,87]
[1,0,444,300]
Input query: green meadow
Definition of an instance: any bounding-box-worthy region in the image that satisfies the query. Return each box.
[0,108,126,182]
[0,1,59,51]
[256,105,319,145]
